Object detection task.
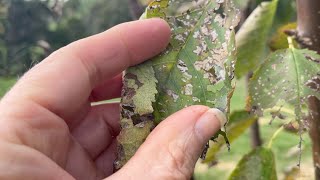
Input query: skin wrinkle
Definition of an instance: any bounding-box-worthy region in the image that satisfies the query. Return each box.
[103,104,120,132]
[73,118,109,159]
[65,138,98,180]
[95,140,118,176]
[111,27,136,68]
[12,106,70,167]
[0,141,74,180]
[167,126,203,179]
[101,110,119,137]
[69,102,91,130]
[166,140,191,180]
[0,99,71,168]
[23,64,92,129]
[71,103,120,161]
[67,51,100,89]
[65,36,125,88]
[0,121,23,146]
[16,72,88,123]
[89,74,122,102]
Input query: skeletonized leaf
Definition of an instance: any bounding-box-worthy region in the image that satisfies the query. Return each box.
[249,47,320,122]
[204,110,257,162]
[228,147,278,180]
[115,0,239,169]
[235,0,278,78]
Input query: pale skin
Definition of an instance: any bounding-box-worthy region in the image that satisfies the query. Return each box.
[0,19,225,180]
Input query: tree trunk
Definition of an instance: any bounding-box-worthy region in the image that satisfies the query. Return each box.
[296,0,320,179]
[309,97,320,179]
[250,120,263,147]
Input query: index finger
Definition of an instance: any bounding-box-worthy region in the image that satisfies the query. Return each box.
[3,18,171,120]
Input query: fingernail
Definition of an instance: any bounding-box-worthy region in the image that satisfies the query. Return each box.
[210,108,227,129]
[195,108,227,139]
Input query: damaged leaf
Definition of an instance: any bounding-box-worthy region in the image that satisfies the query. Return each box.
[114,119,154,170]
[115,0,239,169]
[249,47,320,129]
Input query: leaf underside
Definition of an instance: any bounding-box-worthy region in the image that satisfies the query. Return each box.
[115,0,239,169]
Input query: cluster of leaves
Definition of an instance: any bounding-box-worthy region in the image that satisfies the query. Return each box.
[4,0,316,178]
[0,0,59,76]
[229,0,319,179]
[0,0,137,77]
[116,0,240,169]
[118,0,319,179]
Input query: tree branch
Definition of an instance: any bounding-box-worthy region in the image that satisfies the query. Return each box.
[247,73,262,148]
[296,1,320,179]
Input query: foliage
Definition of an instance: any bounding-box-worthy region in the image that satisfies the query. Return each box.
[204,111,257,162]
[229,0,318,179]
[235,0,278,78]
[228,147,277,180]
[1,0,319,179]
[116,0,239,169]
[0,77,15,97]
[0,0,135,76]
[1,0,55,76]
[249,46,320,132]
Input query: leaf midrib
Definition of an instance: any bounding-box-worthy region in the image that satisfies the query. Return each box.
[154,2,216,106]
[289,48,302,120]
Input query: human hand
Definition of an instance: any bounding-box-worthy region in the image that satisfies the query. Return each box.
[0,19,226,180]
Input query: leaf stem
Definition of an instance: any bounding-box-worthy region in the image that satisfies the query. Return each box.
[267,126,284,149]
[263,106,295,116]
[287,37,294,49]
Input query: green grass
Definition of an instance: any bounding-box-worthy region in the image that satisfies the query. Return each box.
[194,78,313,180]
[0,77,16,98]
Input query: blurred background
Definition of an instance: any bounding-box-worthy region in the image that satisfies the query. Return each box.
[0,0,312,179]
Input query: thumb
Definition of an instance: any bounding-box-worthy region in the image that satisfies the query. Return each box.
[109,105,227,180]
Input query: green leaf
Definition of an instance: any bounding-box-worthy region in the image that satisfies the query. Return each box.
[228,147,278,180]
[204,110,257,162]
[249,47,320,121]
[115,0,239,169]
[235,0,278,78]
[273,0,296,28]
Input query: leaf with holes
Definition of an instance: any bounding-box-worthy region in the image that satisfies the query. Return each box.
[235,0,278,78]
[115,0,240,169]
